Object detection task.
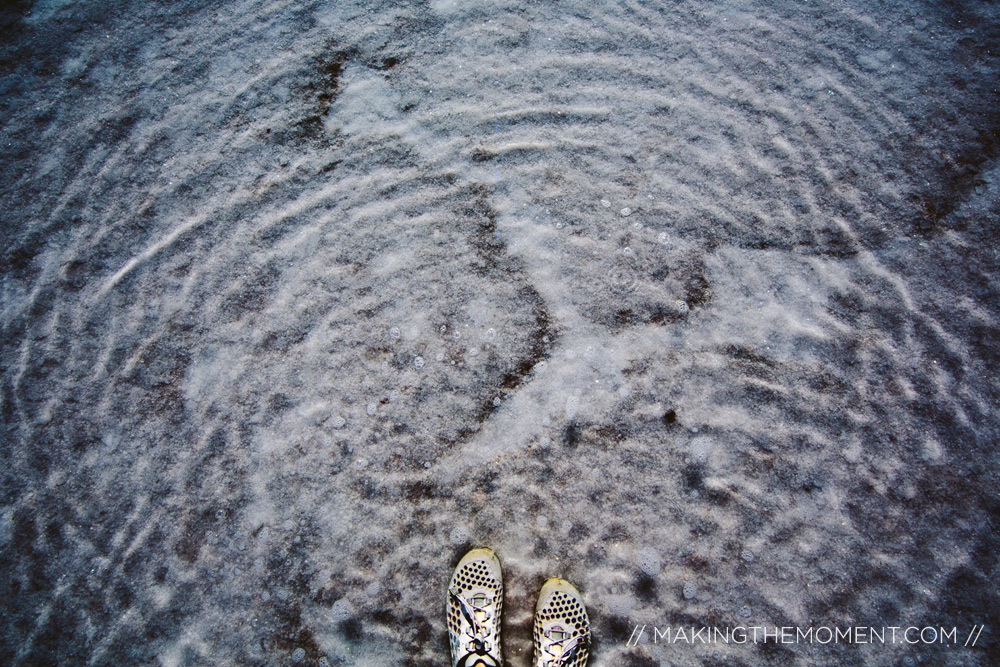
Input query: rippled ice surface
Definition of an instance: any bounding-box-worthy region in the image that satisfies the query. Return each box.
[2,1,999,665]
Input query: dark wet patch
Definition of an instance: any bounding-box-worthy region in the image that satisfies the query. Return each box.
[290,48,353,144]
[633,572,658,603]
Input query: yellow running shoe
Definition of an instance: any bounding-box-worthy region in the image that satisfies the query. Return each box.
[447,548,504,667]
[533,578,590,667]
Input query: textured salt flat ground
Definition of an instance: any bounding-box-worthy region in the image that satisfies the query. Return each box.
[2,0,999,665]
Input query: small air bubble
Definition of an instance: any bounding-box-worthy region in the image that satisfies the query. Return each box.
[620,207,632,217]
[366,581,381,597]
[674,299,690,314]
[683,582,697,600]
[389,327,401,340]
[632,221,642,229]
[366,403,377,416]
[492,396,501,407]
[468,347,480,357]
[319,658,331,667]
[292,647,306,663]
[600,199,611,207]
[283,519,294,531]
[435,352,445,362]
[555,222,564,229]
[636,547,661,576]
[215,509,226,521]
[740,549,755,563]
[414,356,425,368]
[330,415,346,429]
[261,591,271,602]
[250,616,259,628]
[623,246,633,255]
[740,605,752,618]
[388,389,401,402]
[440,325,448,334]
[486,328,496,339]
[330,598,353,621]
[450,526,470,545]
[276,589,290,601]
[536,515,548,528]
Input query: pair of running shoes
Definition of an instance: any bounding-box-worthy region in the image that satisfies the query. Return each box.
[447,548,591,667]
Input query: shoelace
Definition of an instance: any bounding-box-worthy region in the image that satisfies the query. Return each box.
[542,632,590,667]
[450,587,491,641]
[450,587,500,665]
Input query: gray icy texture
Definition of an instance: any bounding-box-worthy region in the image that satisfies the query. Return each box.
[2,0,999,665]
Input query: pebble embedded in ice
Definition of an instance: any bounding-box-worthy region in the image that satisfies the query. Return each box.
[740,549,755,563]
[600,199,611,207]
[365,581,381,598]
[740,605,752,618]
[620,207,632,217]
[353,458,368,469]
[388,389,401,402]
[330,598,353,621]
[366,402,377,416]
[435,352,445,362]
[261,591,271,602]
[536,515,548,528]
[291,647,306,663]
[636,547,661,576]
[389,326,401,340]
[449,526,470,545]
[283,519,295,531]
[330,415,346,429]
[486,327,496,339]
[683,581,697,600]
[492,396,501,407]
[413,356,425,369]
[674,299,690,314]
[276,589,289,601]
[319,658,331,667]
[468,347,480,357]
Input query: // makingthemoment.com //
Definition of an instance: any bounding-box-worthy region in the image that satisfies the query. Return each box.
[625,624,986,647]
